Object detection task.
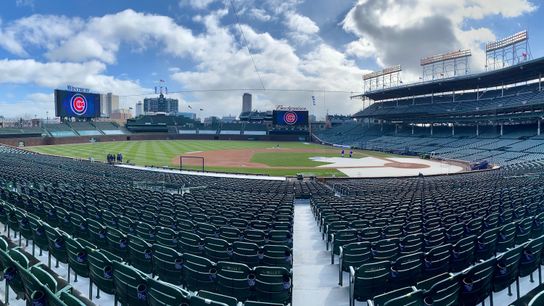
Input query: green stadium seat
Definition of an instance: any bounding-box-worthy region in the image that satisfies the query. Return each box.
[88,249,120,299]
[127,234,153,274]
[15,210,32,247]
[232,241,261,267]
[516,217,534,246]
[330,229,358,264]
[112,260,149,306]
[87,218,108,249]
[460,257,496,306]
[179,230,205,255]
[474,227,499,261]
[389,252,424,290]
[197,290,238,306]
[148,278,191,306]
[529,290,544,306]
[450,235,476,272]
[117,215,136,236]
[338,241,371,286]
[421,273,461,306]
[369,286,415,306]
[383,289,424,306]
[204,237,233,262]
[59,290,89,306]
[496,222,517,253]
[135,221,156,243]
[65,236,94,283]
[215,261,254,301]
[243,301,284,306]
[106,226,129,261]
[219,226,242,243]
[183,253,217,292]
[69,212,89,240]
[262,244,292,269]
[519,234,544,284]
[350,261,391,305]
[155,226,179,249]
[43,222,69,268]
[531,213,544,239]
[493,245,523,298]
[253,266,291,304]
[152,244,184,285]
[1,249,26,302]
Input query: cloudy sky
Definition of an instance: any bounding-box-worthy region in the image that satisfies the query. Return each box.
[0,0,540,119]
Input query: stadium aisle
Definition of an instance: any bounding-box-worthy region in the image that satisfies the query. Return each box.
[293,201,349,306]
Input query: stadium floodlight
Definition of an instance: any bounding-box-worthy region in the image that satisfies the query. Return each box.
[485,30,529,71]
[363,65,402,80]
[420,49,471,81]
[420,50,472,66]
[363,65,402,93]
[486,30,528,53]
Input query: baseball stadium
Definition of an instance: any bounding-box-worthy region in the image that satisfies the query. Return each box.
[2,3,544,306]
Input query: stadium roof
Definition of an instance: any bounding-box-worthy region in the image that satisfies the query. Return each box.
[363,56,544,101]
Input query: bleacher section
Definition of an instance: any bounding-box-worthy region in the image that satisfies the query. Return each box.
[69,122,102,136]
[43,123,78,137]
[0,127,45,138]
[316,160,544,305]
[243,123,268,136]
[2,142,544,305]
[0,146,334,305]
[93,122,125,135]
[219,123,243,135]
[315,123,544,165]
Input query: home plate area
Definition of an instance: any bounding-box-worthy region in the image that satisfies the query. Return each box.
[310,156,465,177]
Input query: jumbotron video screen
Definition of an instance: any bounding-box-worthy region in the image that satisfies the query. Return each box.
[272,110,309,126]
[54,89,101,118]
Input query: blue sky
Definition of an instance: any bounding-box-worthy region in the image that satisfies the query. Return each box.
[0,0,540,119]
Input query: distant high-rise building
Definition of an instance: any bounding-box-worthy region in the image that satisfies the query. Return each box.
[135,101,143,117]
[178,112,197,120]
[100,92,120,117]
[143,93,179,114]
[242,93,252,113]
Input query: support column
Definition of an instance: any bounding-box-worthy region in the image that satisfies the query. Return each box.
[500,123,504,136]
[452,124,455,136]
[476,124,479,136]
[538,119,541,136]
[412,125,414,135]
[395,124,398,135]
[430,124,434,136]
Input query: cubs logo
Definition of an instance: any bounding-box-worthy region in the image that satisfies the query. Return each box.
[70,94,88,116]
[283,112,298,125]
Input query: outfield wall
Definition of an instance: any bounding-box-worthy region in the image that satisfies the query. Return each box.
[0,133,310,147]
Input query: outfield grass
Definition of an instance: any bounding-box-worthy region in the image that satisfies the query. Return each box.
[26,140,397,177]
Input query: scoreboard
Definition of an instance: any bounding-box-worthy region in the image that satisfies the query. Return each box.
[273,110,309,126]
[54,89,101,118]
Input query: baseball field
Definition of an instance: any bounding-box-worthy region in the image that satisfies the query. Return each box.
[26,140,411,177]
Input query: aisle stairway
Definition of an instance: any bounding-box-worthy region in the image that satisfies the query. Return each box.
[293,201,349,306]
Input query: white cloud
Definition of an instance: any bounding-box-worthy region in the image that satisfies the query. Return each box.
[284,11,319,34]
[179,0,216,10]
[0,14,83,57]
[342,0,537,79]
[171,17,368,118]
[249,8,272,21]
[283,11,319,44]
[0,93,53,119]
[345,38,376,59]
